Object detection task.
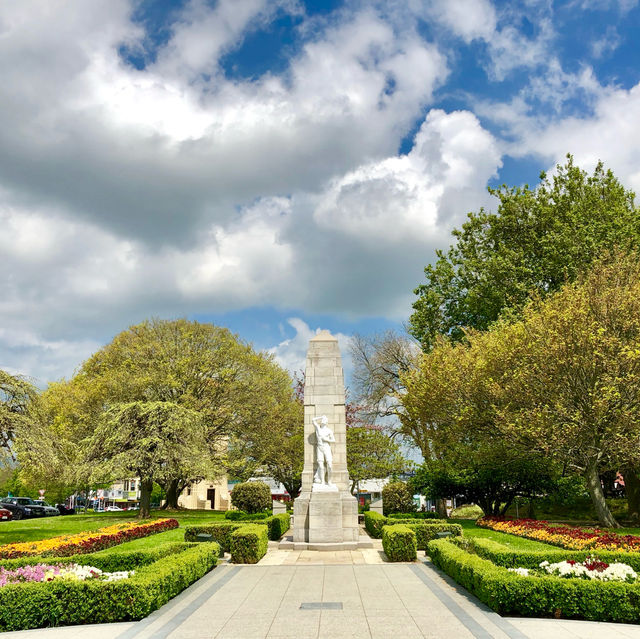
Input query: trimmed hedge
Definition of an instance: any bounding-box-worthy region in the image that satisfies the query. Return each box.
[364,511,387,538]
[382,525,417,562]
[387,518,446,526]
[403,523,462,550]
[265,513,290,541]
[459,536,640,573]
[230,525,268,564]
[224,510,269,521]
[0,542,219,632]
[183,521,271,551]
[428,538,640,622]
[388,512,444,520]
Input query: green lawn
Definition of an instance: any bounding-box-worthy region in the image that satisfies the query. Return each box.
[451,519,568,551]
[0,509,227,547]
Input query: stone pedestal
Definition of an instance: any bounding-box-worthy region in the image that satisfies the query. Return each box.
[291,330,363,550]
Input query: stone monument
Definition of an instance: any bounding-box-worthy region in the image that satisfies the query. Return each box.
[291,330,362,549]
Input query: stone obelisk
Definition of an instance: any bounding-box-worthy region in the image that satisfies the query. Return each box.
[292,330,360,549]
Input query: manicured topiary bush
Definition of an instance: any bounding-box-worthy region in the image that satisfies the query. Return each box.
[183,521,267,552]
[403,523,462,550]
[0,542,219,632]
[428,538,640,622]
[265,513,290,540]
[364,511,387,538]
[230,481,272,514]
[382,525,417,562]
[382,482,415,515]
[230,525,268,564]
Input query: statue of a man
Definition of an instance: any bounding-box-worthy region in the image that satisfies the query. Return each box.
[312,415,335,486]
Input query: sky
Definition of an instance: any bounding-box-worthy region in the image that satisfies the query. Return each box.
[2,0,640,386]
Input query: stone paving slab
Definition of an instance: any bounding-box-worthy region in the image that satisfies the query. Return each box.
[5,559,640,638]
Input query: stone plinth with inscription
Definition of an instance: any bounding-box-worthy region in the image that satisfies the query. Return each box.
[289,330,363,550]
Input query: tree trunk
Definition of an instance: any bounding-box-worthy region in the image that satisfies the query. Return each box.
[139,479,153,519]
[585,461,619,528]
[623,466,640,522]
[162,479,180,509]
[436,498,448,519]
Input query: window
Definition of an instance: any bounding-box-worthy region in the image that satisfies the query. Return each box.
[187,487,192,496]
[123,480,129,491]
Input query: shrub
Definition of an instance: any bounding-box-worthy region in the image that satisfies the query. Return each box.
[183,521,266,552]
[449,504,483,519]
[428,538,640,622]
[230,525,268,564]
[388,512,443,520]
[382,525,417,562]
[403,523,462,550]
[224,510,269,521]
[386,518,447,526]
[230,481,272,514]
[265,513,290,540]
[459,536,640,573]
[0,542,218,632]
[382,482,415,515]
[364,511,387,538]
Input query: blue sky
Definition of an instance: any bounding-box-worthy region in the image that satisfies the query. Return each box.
[1,0,640,384]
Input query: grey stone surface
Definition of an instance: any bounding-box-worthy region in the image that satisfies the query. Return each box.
[293,330,359,548]
[272,500,287,515]
[370,498,384,515]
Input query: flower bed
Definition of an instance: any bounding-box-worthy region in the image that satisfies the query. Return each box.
[0,541,219,632]
[508,556,638,583]
[0,518,178,559]
[428,538,640,622]
[478,516,640,552]
[0,563,133,586]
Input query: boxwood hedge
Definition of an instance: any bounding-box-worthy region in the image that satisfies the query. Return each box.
[230,524,268,564]
[382,525,417,562]
[428,538,640,622]
[0,542,219,632]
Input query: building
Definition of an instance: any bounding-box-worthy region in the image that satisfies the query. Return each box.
[178,478,230,510]
[95,478,141,509]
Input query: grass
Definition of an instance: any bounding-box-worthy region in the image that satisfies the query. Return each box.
[450,519,561,551]
[0,509,227,548]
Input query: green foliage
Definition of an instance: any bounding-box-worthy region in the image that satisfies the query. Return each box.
[347,426,408,492]
[410,155,639,350]
[230,481,272,514]
[0,542,218,632]
[183,521,267,552]
[0,370,37,464]
[265,513,290,540]
[224,510,269,521]
[388,511,448,520]
[364,511,387,538]
[382,525,417,562]
[403,523,462,550]
[428,538,640,622]
[449,504,484,519]
[230,524,268,564]
[457,536,640,573]
[382,481,415,515]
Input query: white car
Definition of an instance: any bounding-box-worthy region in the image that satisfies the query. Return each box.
[106,506,123,511]
[32,500,60,516]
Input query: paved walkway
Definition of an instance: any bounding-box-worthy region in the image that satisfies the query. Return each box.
[5,557,640,639]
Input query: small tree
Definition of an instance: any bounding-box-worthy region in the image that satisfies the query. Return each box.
[230,481,272,514]
[382,481,415,515]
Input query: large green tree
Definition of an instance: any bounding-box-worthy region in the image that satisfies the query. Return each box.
[85,402,214,518]
[22,319,298,509]
[0,370,37,462]
[409,155,639,350]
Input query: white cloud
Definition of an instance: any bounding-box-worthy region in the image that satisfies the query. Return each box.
[268,318,352,379]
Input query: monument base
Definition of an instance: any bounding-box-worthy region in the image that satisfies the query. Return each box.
[278,535,374,551]
[292,488,359,548]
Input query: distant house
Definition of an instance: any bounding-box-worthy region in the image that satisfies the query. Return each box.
[178,478,230,511]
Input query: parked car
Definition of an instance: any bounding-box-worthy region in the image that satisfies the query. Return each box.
[0,507,12,521]
[0,497,46,519]
[32,500,61,516]
[106,506,122,511]
[55,503,76,515]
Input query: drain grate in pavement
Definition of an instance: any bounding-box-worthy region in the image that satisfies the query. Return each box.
[300,602,343,610]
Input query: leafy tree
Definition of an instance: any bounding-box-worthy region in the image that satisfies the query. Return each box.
[410,155,638,350]
[347,426,407,495]
[0,370,37,462]
[24,319,298,509]
[85,401,215,518]
[381,481,415,515]
[230,481,272,514]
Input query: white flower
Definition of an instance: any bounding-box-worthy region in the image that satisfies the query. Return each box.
[507,567,530,576]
